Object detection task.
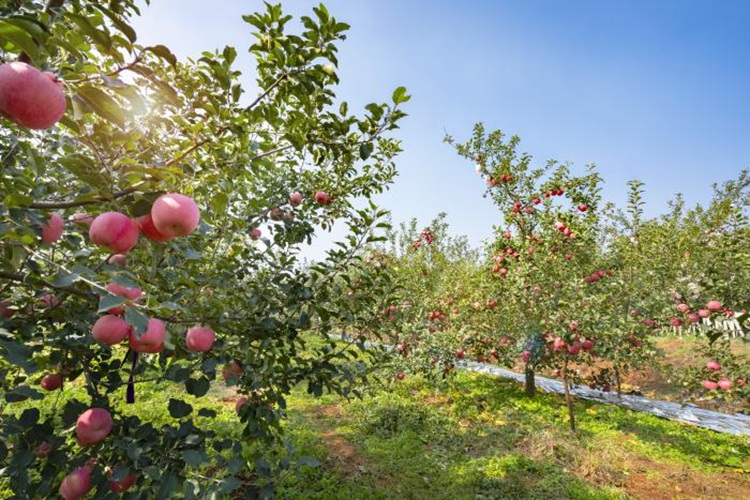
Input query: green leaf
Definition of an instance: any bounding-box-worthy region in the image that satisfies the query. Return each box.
[0,20,38,59]
[197,408,217,418]
[58,154,110,193]
[124,307,149,337]
[185,377,210,397]
[391,86,410,104]
[359,143,373,161]
[0,340,36,372]
[97,293,127,314]
[77,85,127,127]
[167,398,193,418]
[145,45,177,66]
[219,477,243,493]
[182,449,208,467]
[5,385,43,403]
[210,192,229,215]
[91,4,137,43]
[68,13,112,51]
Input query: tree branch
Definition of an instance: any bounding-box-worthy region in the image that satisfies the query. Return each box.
[28,182,146,209]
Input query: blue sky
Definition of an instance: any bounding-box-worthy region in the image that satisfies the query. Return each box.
[132,1,750,254]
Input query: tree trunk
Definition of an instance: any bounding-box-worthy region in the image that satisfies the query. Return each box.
[614,366,622,399]
[524,364,536,398]
[562,361,576,431]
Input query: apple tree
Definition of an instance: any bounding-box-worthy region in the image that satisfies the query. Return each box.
[0,0,408,497]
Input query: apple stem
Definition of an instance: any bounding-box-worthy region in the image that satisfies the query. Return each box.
[126,351,138,404]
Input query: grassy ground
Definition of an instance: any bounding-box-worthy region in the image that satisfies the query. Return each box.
[3,349,749,498]
[275,371,750,499]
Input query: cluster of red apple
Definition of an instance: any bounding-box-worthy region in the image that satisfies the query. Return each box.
[671,299,732,326]
[701,360,745,391]
[380,304,400,322]
[250,190,330,239]
[553,220,576,240]
[410,228,435,250]
[427,309,446,321]
[584,269,613,284]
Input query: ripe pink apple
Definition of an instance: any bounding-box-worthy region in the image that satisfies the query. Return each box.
[670,318,683,327]
[706,360,721,371]
[0,62,66,129]
[92,315,131,345]
[89,212,140,254]
[185,325,216,352]
[269,208,284,221]
[108,254,127,267]
[109,471,138,493]
[250,228,261,240]
[41,293,60,308]
[40,373,63,391]
[718,378,733,390]
[676,303,690,314]
[76,407,113,446]
[521,350,532,362]
[687,313,700,324]
[59,466,92,500]
[706,300,722,312]
[456,348,465,359]
[568,320,579,331]
[33,441,52,459]
[396,371,405,380]
[41,213,64,244]
[702,380,718,390]
[137,214,172,242]
[698,309,711,319]
[737,379,747,388]
[69,213,94,227]
[567,341,581,355]
[553,337,566,351]
[486,299,497,309]
[578,204,587,212]
[222,361,243,380]
[150,193,200,238]
[314,191,331,205]
[289,192,303,206]
[582,339,594,351]
[235,396,248,414]
[129,318,166,353]
[105,282,142,315]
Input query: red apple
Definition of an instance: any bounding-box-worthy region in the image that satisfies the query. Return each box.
[128,318,166,353]
[41,213,64,244]
[185,325,215,353]
[718,378,732,390]
[553,337,566,351]
[697,309,711,319]
[676,303,690,314]
[105,282,142,315]
[108,254,127,267]
[521,350,531,362]
[0,300,14,318]
[92,315,131,345]
[736,379,746,388]
[109,471,137,493]
[567,341,581,355]
[456,348,465,359]
[40,373,63,391]
[222,361,243,380]
[59,466,92,500]
[137,214,172,242]
[396,371,405,380]
[706,360,721,371]
[577,204,587,212]
[250,227,261,240]
[687,313,700,324]
[581,339,594,351]
[76,408,113,446]
[33,441,52,459]
[314,191,331,205]
[702,380,718,390]
[150,193,200,238]
[41,293,60,308]
[0,62,66,129]
[289,192,303,206]
[235,396,248,414]
[69,213,94,227]
[568,320,579,331]
[706,300,722,312]
[89,212,140,254]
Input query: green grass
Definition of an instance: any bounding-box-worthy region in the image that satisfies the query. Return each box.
[3,369,749,498]
[276,371,750,499]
